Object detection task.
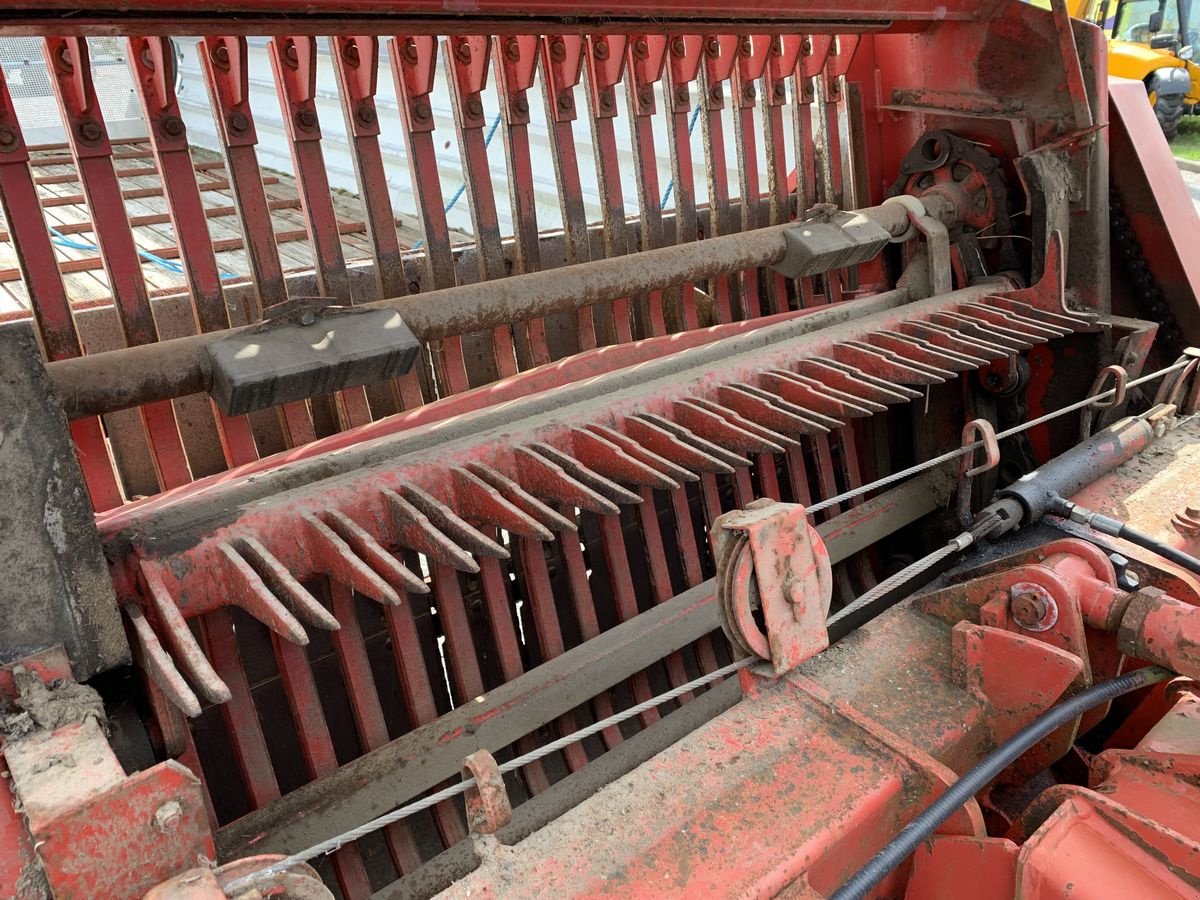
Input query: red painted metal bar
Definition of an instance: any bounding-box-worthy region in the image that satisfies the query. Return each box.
[389,35,472,395]
[584,34,634,345]
[327,582,424,874]
[732,34,771,319]
[791,36,830,305]
[198,35,318,448]
[625,34,671,336]
[494,34,552,366]
[541,35,595,352]
[763,35,802,312]
[331,34,422,412]
[699,34,739,325]
[664,35,703,331]
[271,634,373,896]
[43,35,193,492]
[0,63,124,510]
[268,35,374,429]
[128,35,260,469]
[446,35,518,380]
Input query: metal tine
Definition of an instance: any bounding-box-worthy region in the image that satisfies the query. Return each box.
[541,35,596,351]
[740,381,846,430]
[719,383,836,434]
[796,357,922,402]
[830,342,952,385]
[390,483,509,560]
[586,423,700,484]
[699,34,740,324]
[494,35,553,366]
[895,321,1010,361]
[625,35,672,336]
[987,295,1095,330]
[672,398,787,455]
[466,462,578,533]
[864,331,986,372]
[0,66,122,509]
[322,508,429,596]
[959,302,1070,338]
[44,36,192,491]
[731,34,772,318]
[390,35,472,394]
[268,35,376,429]
[762,35,805,312]
[633,412,750,469]
[842,338,959,380]
[139,561,232,704]
[127,36,261,468]
[569,428,681,491]
[513,446,622,514]
[528,443,644,506]
[331,35,423,411]
[235,536,341,631]
[930,311,1031,351]
[446,35,519,378]
[198,36,317,448]
[450,466,555,541]
[381,486,480,573]
[300,512,405,605]
[761,370,882,418]
[585,34,635,344]
[124,603,203,718]
[217,540,310,644]
[663,35,705,330]
[625,415,736,474]
[952,306,1057,342]
[691,397,803,451]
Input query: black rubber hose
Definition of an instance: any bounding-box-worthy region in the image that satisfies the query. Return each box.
[1114,523,1200,578]
[829,665,1174,900]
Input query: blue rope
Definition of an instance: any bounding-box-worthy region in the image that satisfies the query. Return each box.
[413,111,503,250]
[660,104,703,209]
[48,225,237,280]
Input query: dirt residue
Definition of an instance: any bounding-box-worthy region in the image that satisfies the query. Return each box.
[2,667,105,739]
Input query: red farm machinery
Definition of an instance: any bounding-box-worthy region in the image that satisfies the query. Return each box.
[1,0,1200,897]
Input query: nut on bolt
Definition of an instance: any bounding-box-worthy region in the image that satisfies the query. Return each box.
[153,800,183,833]
[1009,582,1058,632]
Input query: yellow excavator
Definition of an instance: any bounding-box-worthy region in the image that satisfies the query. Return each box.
[1065,0,1198,139]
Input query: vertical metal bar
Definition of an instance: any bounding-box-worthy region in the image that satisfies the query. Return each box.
[731,35,772,318]
[663,35,704,331]
[43,36,192,492]
[445,35,516,379]
[699,34,739,325]
[429,565,485,706]
[0,64,123,509]
[332,35,423,412]
[389,35,472,395]
[328,582,424,874]
[382,588,467,846]
[494,35,552,366]
[624,35,670,336]
[268,35,374,428]
[540,35,594,351]
[200,609,282,809]
[634,486,694,699]
[517,542,592,774]
[198,36,317,448]
[584,34,633,345]
[762,35,803,313]
[272,634,373,896]
[128,36,260,468]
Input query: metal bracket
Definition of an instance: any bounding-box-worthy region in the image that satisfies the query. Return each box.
[714,499,833,676]
[627,34,668,117]
[958,418,1000,529]
[1080,365,1128,440]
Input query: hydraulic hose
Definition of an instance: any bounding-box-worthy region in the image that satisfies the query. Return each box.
[830,665,1174,900]
[1051,498,1200,578]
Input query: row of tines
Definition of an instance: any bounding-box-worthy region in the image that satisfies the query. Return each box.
[128,295,1087,720]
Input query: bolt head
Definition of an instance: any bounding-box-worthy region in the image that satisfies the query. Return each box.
[153,800,183,834]
[671,38,686,57]
[593,40,609,60]
[599,91,614,112]
[557,92,573,112]
[341,40,361,66]
[402,39,419,64]
[0,126,19,151]
[773,82,786,100]
[1009,582,1058,631]
[355,103,377,127]
[513,95,530,116]
[633,39,649,59]
[413,100,431,122]
[550,39,566,63]
[740,38,753,56]
[709,85,723,104]
[504,39,521,62]
[455,40,473,63]
[675,86,689,105]
[228,112,250,134]
[743,83,756,102]
[638,87,654,108]
[466,97,484,118]
[160,115,185,138]
[294,107,318,131]
[283,40,298,65]
[78,119,103,143]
